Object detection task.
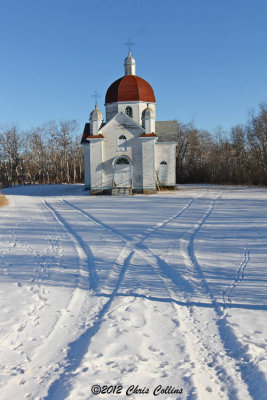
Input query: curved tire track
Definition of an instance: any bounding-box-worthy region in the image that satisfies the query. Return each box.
[136,196,248,400]
[43,200,97,291]
[43,197,198,398]
[175,195,267,400]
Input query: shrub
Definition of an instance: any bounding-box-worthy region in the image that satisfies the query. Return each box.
[0,193,9,207]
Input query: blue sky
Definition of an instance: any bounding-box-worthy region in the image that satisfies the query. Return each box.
[1,0,267,134]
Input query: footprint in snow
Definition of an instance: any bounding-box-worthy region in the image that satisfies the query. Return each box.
[137,354,148,362]
[148,345,158,352]
[18,322,26,332]
[206,386,213,392]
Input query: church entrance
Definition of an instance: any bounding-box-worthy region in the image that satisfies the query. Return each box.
[113,157,132,187]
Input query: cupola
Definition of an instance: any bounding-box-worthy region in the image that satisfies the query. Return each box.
[90,105,103,135]
[142,104,155,134]
[124,51,136,76]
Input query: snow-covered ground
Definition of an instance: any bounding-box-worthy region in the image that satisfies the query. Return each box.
[0,184,267,400]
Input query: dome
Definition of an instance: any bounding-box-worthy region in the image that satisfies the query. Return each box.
[105,75,156,104]
[90,105,103,121]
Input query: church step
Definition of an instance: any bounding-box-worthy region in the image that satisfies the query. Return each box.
[112,187,132,196]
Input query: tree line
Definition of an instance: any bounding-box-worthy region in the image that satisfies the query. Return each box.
[176,103,267,185]
[0,120,83,187]
[0,103,266,188]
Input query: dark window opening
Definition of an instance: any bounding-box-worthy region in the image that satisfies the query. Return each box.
[116,157,130,165]
[125,106,133,118]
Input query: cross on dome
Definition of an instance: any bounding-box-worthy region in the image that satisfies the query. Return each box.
[124,39,135,53]
[91,91,101,106]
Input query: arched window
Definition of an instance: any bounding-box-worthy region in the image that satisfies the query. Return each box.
[160,161,167,165]
[117,135,127,151]
[115,157,130,165]
[125,106,133,118]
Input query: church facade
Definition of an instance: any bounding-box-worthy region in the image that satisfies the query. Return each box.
[81,52,178,194]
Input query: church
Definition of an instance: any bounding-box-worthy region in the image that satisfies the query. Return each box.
[81,51,178,194]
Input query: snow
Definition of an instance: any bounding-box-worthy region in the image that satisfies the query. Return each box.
[0,184,267,400]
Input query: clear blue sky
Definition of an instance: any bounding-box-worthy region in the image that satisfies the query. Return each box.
[1,0,267,135]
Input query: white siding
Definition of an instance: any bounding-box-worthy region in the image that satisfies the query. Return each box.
[89,139,104,191]
[155,143,176,186]
[101,113,144,190]
[140,137,156,190]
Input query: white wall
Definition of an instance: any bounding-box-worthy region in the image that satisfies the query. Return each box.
[155,143,176,186]
[89,139,104,191]
[101,113,144,190]
[140,137,156,191]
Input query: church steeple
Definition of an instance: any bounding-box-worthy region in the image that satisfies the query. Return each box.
[124,51,136,76]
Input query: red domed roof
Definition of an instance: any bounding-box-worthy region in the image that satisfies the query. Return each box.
[105,75,155,104]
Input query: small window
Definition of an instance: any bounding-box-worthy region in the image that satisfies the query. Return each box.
[160,161,167,165]
[125,106,133,118]
[117,135,127,151]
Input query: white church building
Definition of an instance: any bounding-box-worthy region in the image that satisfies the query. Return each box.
[81,51,178,194]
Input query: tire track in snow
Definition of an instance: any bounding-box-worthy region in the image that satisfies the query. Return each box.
[13,200,102,400]
[130,247,197,398]
[136,197,246,400]
[62,199,133,293]
[63,196,200,244]
[0,198,97,400]
[179,196,220,303]
[50,193,259,399]
[60,195,205,298]
[44,248,135,399]
[48,193,264,399]
[176,195,267,400]
[43,200,97,291]
[117,194,262,399]
[62,196,197,291]
[175,197,246,399]
[43,197,198,398]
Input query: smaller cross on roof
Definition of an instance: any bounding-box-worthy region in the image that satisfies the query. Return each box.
[92,91,101,106]
[125,39,135,53]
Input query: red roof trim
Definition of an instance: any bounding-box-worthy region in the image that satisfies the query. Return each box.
[86,134,104,139]
[139,133,157,137]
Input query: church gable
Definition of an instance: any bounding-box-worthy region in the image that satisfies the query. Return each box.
[101,112,144,164]
[101,112,144,138]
